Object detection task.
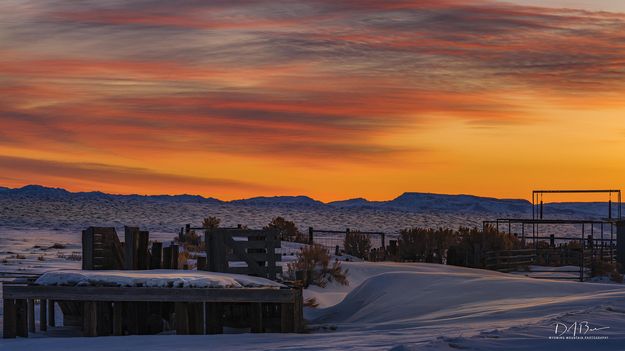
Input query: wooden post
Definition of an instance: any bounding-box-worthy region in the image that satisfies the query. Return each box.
[124,226,140,270]
[137,230,150,270]
[293,288,303,332]
[616,221,625,273]
[197,256,207,271]
[82,228,94,270]
[48,300,55,327]
[280,302,294,333]
[171,244,179,269]
[83,301,98,337]
[250,303,263,333]
[188,303,204,335]
[150,242,163,269]
[205,302,223,334]
[16,299,28,337]
[39,299,47,332]
[113,302,123,336]
[3,298,17,338]
[163,246,172,269]
[28,299,36,334]
[308,227,314,244]
[175,302,189,335]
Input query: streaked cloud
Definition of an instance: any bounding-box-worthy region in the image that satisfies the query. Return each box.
[1,0,625,198]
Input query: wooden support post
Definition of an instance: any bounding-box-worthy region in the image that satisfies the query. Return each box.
[16,299,28,337]
[163,246,172,269]
[124,226,139,270]
[3,299,17,338]
[188,303,204,335]
[83,301,98,337]
[197,256,207,271]
[137,230,150,270]
[150,242,163,269]
[280,303,294,333]
[82,228,94,270]
[293,288,303,332]
[113,302,123,336]
[39,299,47,332]
[28,299,36,334]
[48,300,55,327]
[308,227,314,244]
[171,244,179,270]
[250,303,263,333]
[175,302,189,335]
[205,302,223,334]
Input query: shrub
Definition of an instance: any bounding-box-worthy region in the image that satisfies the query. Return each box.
[288,244,349,288]
[304,297,319,308]
[399,227,456,263]
[265,217,307,243]
[343,231,371,259]
[202,216,220,230]
[447,226,521,268]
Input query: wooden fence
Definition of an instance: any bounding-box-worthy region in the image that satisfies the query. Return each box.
[484,249,536,272]
[204,228,281,280]
[82,226,178,271]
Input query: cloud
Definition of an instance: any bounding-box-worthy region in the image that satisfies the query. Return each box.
[0,155,276,193]
[1,0,625,179]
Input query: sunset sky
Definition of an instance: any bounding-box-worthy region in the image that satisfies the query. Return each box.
[1,0,625,201]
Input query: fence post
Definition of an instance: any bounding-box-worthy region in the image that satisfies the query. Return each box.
[587,235,593,249]
[617,221,625,273]
[549,234,555,248]
[308,227,314,245]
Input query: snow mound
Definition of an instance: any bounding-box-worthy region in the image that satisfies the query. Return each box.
[314,267,625,328]
[35,269,284,289]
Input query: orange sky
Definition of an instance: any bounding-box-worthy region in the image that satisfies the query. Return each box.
[1,0,625,201]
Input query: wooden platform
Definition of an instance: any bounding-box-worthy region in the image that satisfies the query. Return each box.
[3,284,303,338]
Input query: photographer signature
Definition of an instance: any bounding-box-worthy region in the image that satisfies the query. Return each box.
[554,321,609,337]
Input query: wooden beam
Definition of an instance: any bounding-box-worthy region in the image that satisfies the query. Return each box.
[280,303,294,333]
[4,286,296,303]
[3,299,17,338]
[188,302,204,335]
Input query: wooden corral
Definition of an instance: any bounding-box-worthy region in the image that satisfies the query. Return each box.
[3,284,303,338]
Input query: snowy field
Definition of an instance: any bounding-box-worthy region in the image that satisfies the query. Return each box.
[2,262,624,350]
[1,227,625,350]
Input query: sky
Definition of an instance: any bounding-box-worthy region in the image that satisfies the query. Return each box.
[1,0,625,201]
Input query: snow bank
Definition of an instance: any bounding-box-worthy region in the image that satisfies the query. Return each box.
[35,269,284,289]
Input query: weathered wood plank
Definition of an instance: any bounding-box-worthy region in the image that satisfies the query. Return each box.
[175,302,189,335]
[39,299,47,332]
[83,301,97,337]
[250,303,263,333]
[16,299,28,337]
[188,302,204,335]
[28,299,36,333]
[3,298,17,338]
[47,300,55,327]
[5,286,295,304]
[204,302,223,334]
[226,253,281,262]
[112,302,122,336]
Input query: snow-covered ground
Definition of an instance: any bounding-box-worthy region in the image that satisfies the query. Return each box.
[2,261,624,350]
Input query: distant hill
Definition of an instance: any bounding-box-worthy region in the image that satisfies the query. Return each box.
[0,184,617,218]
